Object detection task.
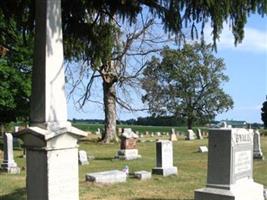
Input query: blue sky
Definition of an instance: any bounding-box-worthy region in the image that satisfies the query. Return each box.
[67,14,267,123]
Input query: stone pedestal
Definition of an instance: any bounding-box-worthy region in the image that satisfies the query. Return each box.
[152,140,177,176]
[19,125,86,200]
[253,130,264,160]
[1,133,20,174]
[195,128,264,200]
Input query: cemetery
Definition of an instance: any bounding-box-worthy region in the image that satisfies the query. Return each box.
[0,0,267,200]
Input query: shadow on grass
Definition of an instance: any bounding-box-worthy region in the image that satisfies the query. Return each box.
[94,157,114,161]
[1,188,26,200]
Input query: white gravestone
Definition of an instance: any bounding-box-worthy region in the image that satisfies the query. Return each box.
[16,1,87,200]
[78,150,89,165]
[198,146,208,153]
[196,129,203,140]
[186,129,196,140]
[134,170,152,180]
[169,129,177,141]
[152,140,177,176]
[253,130,264,160]
[85,170,127,184]
[1,133,20,174]
[195,128,264,200]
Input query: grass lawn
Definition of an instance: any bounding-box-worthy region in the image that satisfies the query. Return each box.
[0,135,267,200]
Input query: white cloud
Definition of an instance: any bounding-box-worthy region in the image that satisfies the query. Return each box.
[204,25,267,53]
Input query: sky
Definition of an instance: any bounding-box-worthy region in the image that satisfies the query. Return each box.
[67,14,267,123]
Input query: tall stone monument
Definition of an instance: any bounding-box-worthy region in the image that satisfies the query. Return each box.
[195,128,264,200]
[253,130,264,160]
[152,140,177,176]
[1,133,20,174]
[17,1,87,200]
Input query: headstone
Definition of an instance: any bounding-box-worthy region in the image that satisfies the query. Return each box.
[118,128,122,135]
[95,128,101,135]
[152,140,177,176]
[145,131,149,136]
[115,128,141,160]
[78,150,89,165]
[15,1,87,199]
[14,126,19,132]
[198,146,208,153]
[186,129,196,140]
[195,128,264,200]
[134,170,152,180]
[151,132,154,137]
[196,129,203,140]
[156,132,161,136]
[253,130,264,160]
[140,134,144,138]
[169,129,177,141]
[85,170,127,184]
[1,133,20,174]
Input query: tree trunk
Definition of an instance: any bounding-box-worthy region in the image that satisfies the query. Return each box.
[101,81,117,143]
[187,117,193,130]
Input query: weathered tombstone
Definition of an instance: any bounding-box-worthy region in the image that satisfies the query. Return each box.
[115,128,141,160]
[16,1,87,199]
[151,132,154,137]
[169,129,177,141]
[145,131,149,136]
[134,170,152,180]
[156,132,161,136]
[198,146,208,153]
[196,129,203,140]
[78,150,89,165]
[95,128,101,135]
[195,128,264,200]
[253,130,264,160]
[14,126,19,132]
[0,133,20,174]
[186,129,196,140]
[152,140,177,176]
[86,170,127,184]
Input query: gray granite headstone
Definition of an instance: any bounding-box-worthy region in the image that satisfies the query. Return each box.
[253,130,264,160]
[1,133,20,174]
[85,170,127,183]
[152,140,177,176]
[195,128,264,200]
[78,150,89,165]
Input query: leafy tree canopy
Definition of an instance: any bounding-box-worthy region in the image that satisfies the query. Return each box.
[0,0,267,49]
[141,43,234,129]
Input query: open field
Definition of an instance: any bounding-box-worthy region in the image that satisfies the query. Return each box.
[0,135,267,200]
[72,122,208,135]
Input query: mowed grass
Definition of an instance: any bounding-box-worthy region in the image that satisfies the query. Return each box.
[1,135,267,200]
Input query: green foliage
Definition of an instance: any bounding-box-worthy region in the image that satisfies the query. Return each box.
[141,43,234,128]
[0,10,33,124]
[261,99,267,128]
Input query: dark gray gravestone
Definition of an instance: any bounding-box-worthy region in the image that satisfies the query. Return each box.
[195,128,264,200]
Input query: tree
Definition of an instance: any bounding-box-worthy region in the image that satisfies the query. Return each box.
[141,43,234,129]
[0,10,32,129]
[261,97,267,128]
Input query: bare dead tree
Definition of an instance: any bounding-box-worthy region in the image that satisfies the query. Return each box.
[66,13,175,143]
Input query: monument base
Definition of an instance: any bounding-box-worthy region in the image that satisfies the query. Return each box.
[195,179,264,200]
[115,149,141,160]
[1,162,20,174]
[152,166,177,176]
[254,151,264,160]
